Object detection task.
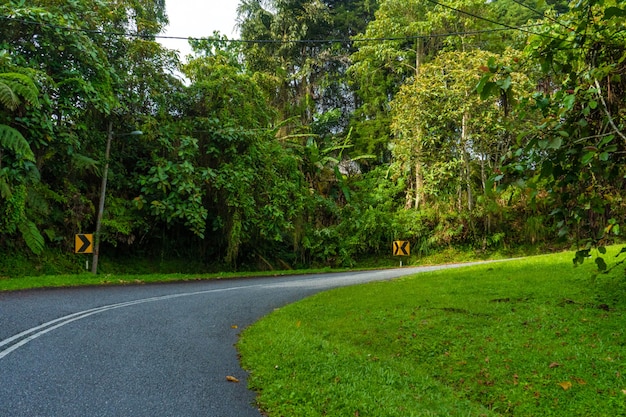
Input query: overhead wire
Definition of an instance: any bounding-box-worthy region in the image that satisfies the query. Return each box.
[420,0,568,42]
[508,0,574,31]
[1,12,558,46]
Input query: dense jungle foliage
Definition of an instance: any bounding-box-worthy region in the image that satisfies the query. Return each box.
[1,0,625,274]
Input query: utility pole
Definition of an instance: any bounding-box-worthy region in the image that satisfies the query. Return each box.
[91,121,113,274]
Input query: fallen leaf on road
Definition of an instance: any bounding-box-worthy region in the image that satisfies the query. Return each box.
[226,376,240,383]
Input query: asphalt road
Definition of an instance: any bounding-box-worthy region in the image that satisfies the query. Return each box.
[0,265,478,417]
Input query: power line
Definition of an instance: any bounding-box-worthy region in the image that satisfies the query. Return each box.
[421,0,567,42]
[508,0,574,31]
[1,15,543,46]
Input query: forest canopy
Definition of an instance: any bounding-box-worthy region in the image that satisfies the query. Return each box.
[1,0,625,272]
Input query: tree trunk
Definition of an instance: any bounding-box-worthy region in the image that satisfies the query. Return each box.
[415,38,422,77]
[414,160,424,209]
[462,112,473,212]
[412,41,424,210]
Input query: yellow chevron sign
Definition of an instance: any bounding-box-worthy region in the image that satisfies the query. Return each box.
[393,241,410,256]
[75,234,94,254]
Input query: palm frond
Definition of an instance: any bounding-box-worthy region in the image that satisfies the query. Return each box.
[0,124,35,161]
[18,220,45,255]
[72,153,99,173]
[0,72,40,110]
[0,80,19,110]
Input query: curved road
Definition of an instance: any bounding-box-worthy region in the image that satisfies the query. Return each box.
[0,265,478,416]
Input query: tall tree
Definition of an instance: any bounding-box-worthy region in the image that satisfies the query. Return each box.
[136,37,308,267]
[391,50,533,215]
[238,0,377,131]
[0,0,175,255]
[0,60,44,254]
[348,0,498,164]
[508,0,626,253]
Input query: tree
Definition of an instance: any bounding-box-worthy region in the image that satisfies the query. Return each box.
[135,39,308,267]
[506,0,626,261]
[392,51,500,209]
[348,0,497,162]
[0,61,44,254]
[0,0,178,257]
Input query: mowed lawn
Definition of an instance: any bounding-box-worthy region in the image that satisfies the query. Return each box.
[238,251,626,416]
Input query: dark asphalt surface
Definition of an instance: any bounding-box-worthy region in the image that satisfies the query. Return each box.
[0,265,479,416]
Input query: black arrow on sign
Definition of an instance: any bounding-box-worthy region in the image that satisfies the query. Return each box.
[76,234,92,253]
[394,241,410,256]
[398,241,409,256]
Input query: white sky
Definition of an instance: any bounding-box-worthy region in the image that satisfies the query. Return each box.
[160,0,240,61]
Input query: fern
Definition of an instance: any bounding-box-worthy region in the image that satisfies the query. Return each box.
[72,153,99,173]
[0,79,19,110]
[0,72,40,110]
[0,176,10,199]
[0,124,35,161]
[18,220,45,255]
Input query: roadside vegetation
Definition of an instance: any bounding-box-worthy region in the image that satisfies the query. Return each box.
[2,1,626,414]
[0,243,539,291]
[2,1,626,274]
[0,261,346,292]
[238,248,626,417]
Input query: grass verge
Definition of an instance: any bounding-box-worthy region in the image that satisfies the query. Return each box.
[0,268,341,292]
[238,250,626,416]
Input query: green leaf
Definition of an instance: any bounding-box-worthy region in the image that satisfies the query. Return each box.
[0,72,40,110]
[604,7,626,19]
[476,75,489,93]
[0,176,10,199]
[487,56,498,72]
[540,160,553,177]
[563,94,575,110]
[598,246,606,255]
[594,257,607,272]
[479,81,496,100]
[573,249,589,265]
[581,152,595,164]
[497,75,512,91]
[0,125,36,161]
[548,137,563,149]
[18,220,45,255]
[598,135,615,147]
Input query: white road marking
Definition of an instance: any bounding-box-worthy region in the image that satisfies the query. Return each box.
[1,264,485,360]
[0,285,252,360]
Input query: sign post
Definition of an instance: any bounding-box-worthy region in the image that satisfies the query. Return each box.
[76,234,94,270]
[393,240,410,266]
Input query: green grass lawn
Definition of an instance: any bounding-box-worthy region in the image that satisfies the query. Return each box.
[0,268,343,292]
[238,250,626,416]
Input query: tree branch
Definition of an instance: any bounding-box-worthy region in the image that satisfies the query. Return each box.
[594,79,626,142]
